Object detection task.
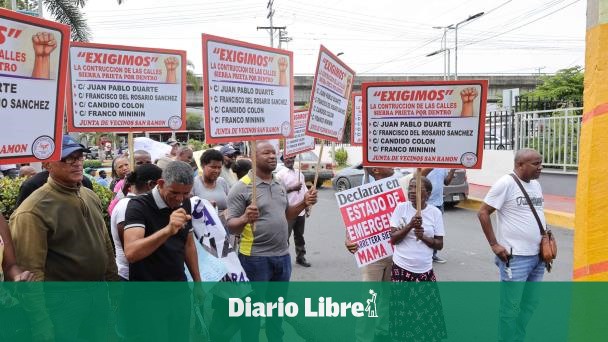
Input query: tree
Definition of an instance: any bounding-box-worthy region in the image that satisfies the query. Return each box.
[525,66,584,102]
[1,0,123,42]
[187,60,200,91]
[186,112,203,131]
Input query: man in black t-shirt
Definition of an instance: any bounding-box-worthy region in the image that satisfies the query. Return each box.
[124,160,200,281]
[122,161,202,340]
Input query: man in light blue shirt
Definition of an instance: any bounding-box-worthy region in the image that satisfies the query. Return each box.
[425,168,456,263]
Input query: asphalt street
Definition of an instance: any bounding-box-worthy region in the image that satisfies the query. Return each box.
[288,187,573,281]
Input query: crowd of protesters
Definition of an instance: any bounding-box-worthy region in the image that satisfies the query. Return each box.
[0,134,547,341]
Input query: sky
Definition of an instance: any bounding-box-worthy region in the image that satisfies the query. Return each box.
[71,0,585,76]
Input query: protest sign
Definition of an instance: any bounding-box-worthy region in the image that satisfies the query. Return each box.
[351,92,363,146]
[202,34,294,143]
[284,110,315,157]
[363,80,488,168]
[336,176,406,267]
[0,9,69,163]
[190,196,249,282]
[306,45,355,142]
[67,42,186,132]
[133,136,171,163]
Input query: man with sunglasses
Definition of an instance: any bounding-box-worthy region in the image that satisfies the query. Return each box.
[9,135,119,340]
[14,137,95,208]
[10,135,118,281]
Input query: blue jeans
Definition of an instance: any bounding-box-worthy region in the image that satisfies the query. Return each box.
[238,254,291,342]
[495,255,545,342]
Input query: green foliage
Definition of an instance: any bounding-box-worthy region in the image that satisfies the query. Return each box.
[186,112,203,130]
[83,160,102,168]
[525,110,581,170]
[0,176,113,227]
[525,66,584,102]
[334,147,348,166]
[92,181,113,227]
[0,177,26,220]
[186,60,200,90]
[187,138,207,152]
[42,0,91,41]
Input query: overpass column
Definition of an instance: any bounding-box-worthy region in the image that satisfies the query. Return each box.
[573,0,608,281]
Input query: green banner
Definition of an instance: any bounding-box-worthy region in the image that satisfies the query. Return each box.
[0,282,606,341]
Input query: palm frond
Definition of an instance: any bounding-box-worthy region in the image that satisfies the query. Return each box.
[43,0,90,42]
[186,59,200,90]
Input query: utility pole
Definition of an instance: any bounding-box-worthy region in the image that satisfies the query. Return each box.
[257,0,286,48]
[278,29,292,49]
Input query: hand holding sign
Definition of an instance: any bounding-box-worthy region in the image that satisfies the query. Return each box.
[243,204,259,224]
[304,188,318,207]
[345,238,358,254]
[460,87,478,117]
[167,208,192,235]
[413,216,425,240]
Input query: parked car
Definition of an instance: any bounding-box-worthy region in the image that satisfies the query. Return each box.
[332,164,468,205]
[85,146,100,160]
[276,151,334,188]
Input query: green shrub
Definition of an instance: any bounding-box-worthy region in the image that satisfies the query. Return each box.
[335,147,348,166]
[0,177,26,220]
[84,160,102,169]
[1,176,113,228]
[188,138,208,152]
[92,181,114,228]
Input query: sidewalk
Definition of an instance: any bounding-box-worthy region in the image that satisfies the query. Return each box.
[457,183,575,229]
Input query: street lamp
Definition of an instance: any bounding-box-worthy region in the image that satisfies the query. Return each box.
[426,48,451,80]
[431,26,451,80]
[448,11,485,80]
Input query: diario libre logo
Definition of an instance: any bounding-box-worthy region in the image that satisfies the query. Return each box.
[229,289,379,318]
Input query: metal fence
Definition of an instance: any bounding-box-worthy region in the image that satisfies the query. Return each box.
[514,107,583,172]
[485,110,516,150]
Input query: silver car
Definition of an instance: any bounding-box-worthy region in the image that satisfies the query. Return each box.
[332,164,468,205]
[276,151,335,188]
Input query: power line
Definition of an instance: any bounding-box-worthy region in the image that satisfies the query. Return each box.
[461,0,581,48]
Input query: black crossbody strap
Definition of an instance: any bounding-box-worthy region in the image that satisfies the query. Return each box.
[509,173,546,235]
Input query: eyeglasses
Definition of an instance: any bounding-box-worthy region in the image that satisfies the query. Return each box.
[61,155,85,165]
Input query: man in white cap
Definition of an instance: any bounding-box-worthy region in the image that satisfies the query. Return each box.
[155,138,181,170]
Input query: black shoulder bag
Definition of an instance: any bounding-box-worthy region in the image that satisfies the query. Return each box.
[510,174,557,272]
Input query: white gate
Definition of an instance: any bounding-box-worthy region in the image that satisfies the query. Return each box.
[514,107,582,173]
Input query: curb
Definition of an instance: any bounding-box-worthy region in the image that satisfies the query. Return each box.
[456,197,575,230]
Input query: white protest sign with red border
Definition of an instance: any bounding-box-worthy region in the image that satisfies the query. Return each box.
[284,110,315,157]
[336,176,406,267]
[363,80,488,168]
[306,45,355,143]
[0,8,69,163]
[202,34,294,144]
[350,92,363,146]
[67,42,186,132]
